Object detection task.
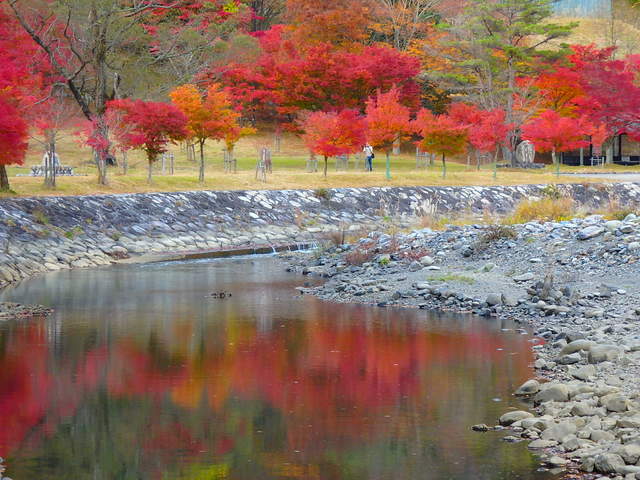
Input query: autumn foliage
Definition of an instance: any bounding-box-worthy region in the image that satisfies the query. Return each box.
[522,110,590,174]
[170,83,245,182]
[413,110,468,178]
[215,27,421,126]
[365,86,413,179]
[301,110,366,177]
[107,99,188,183]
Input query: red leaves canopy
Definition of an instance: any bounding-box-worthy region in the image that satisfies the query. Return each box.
[521,110,590,154]
[301,109,366,158]
[0,99,28,167]
[525,45,640,143]
[0,7,45,167]
[413,109,468,158]
[365,87,412,151]
[107,99,188,161]
[216,27,420,124]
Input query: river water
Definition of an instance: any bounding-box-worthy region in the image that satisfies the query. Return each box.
[0,256,554,480]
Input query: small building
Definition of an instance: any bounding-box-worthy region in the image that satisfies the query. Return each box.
[560,134,640,166]
[552,0,612,17]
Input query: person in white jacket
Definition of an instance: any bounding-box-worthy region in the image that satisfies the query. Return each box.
[363,143,374,171]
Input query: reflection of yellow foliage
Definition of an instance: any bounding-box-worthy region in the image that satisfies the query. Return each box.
[171,463,229,480]
[261,453,321,479]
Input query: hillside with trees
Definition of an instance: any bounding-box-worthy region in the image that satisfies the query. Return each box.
[2,0,640,194]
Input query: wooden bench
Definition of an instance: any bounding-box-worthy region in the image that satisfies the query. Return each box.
[30,166,74,176]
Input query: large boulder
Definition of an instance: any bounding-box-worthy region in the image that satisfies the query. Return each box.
[540,421,577,441]
[499,410,534,426]
[612,443,640,465]
[601,393,629,413]
[515,379,540,396]
[588,345,622,364]
[561,339,595,355]
[594,453,626,474]
[568,364,596,381]
[534,384,570,404]
[577,226,605,240]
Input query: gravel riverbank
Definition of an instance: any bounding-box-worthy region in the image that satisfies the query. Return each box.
[283,214,640,479]
[0,301,52,319]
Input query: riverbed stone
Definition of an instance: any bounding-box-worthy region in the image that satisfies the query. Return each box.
[578,226,606,240]
[589,345,622,364]
[535,384,570,404]
[569,365,597,381]
[540,421,577,441]
[594,453,626,474]
[602,394,630,413]
[485,294,502,306]
[562,339,595,355]
[515,379,540,396]
[499,411,534,426]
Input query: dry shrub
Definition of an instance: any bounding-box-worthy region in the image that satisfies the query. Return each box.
[475,225,517,250]
[505,197,575,224]
[326,229,346,246]
[417,213,479,231]
[596,195,637,220]
[345,240,376,266]
[396,247,431,262]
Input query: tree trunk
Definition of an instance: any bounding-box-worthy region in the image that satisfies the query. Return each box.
[45,138,57,188]
[553,149,560,177]
[97,153,108,185]
[323,156,328,178]
[199,140,205,183]
[229,145,236,173]
[493,149,499,180]
[93,3,110,187]
[442,153,446,179]
[506,57,518,167]
[122,151,128,175]
[476,150,481,171]
[0,165,10,191]
[147,158,153,184]
[385,151,391,180]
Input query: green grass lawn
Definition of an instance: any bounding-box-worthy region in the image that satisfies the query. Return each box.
[5,131,639,198]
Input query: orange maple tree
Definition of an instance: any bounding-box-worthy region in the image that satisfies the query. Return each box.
[413,109,468,178]
[365,86,413,180]
[285,0,371,48]
[170,83,242,183]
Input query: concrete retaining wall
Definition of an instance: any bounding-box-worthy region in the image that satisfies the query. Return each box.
[1,182,639,287]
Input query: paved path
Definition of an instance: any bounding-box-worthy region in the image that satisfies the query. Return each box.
[564,173,640,182]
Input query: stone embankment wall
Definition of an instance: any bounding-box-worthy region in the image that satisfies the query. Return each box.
[0,183,639,287]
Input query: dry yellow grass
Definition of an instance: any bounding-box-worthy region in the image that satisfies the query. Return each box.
[5,129,638,198]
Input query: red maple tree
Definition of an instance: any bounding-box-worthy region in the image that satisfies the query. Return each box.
[107,99,188,184]
[300,109,366,178]
[0,7,49,191]
[521,110,590,175]
[214,27,420,127]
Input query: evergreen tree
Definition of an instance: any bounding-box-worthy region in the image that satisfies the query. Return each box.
[429,0,576,165]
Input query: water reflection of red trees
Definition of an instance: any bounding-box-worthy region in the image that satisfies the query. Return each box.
[0,311,534,475]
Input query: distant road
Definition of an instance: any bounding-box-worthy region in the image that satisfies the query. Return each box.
[565,173,640,182]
